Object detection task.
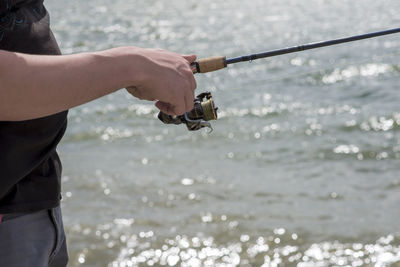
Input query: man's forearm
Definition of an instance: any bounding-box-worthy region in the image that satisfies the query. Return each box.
[0,47,196,121]
[0,48,138,121]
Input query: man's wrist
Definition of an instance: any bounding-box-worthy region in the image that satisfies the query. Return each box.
[95,47,147,90]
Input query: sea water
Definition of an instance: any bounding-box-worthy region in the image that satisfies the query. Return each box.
[47,0,400,266]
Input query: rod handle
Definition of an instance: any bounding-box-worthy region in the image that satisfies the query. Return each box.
[191,56,227,73]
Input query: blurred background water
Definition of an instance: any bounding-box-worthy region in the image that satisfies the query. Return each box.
[46,0,400,266]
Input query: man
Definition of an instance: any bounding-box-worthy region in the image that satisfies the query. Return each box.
[0,0,196,266]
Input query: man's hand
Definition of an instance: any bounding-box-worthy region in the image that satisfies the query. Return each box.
[125,49,197,116]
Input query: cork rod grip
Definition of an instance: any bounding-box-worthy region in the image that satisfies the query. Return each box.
[197,56,227,73]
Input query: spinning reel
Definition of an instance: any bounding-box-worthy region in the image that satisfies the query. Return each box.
[158,92,218,131]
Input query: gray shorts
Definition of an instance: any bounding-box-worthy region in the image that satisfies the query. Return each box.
[0,206,68,267]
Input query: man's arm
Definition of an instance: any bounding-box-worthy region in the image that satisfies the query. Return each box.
[0,47,196,121]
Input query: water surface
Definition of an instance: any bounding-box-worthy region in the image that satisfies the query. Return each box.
[46,0,400,266]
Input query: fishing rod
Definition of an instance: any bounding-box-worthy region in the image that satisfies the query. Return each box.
[191,27,400,74]
[158,27,400,131]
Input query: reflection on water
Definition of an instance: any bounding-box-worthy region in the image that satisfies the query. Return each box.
[66,217,400,266]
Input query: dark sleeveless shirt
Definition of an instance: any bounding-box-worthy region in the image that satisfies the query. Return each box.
[0,0,68,213]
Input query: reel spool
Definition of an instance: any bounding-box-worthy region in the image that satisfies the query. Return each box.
[158,92,218,131]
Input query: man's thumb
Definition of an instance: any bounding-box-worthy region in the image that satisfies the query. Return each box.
[182,54,197,63]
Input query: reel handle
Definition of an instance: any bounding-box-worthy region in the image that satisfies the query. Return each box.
[158,92,218,131]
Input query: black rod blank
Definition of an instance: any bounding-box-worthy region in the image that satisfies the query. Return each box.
[226,27,400,65]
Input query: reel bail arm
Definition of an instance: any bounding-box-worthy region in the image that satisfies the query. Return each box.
[158,92,218,131]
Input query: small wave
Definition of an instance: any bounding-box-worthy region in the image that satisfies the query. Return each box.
[321,63,397,84]
[318,145,399,161]
[69,102,158,119]
[218,102,305,119]
[63,126,137,142]
[341,113,400,132]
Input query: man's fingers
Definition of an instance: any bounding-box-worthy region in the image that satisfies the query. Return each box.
[132,51,198,116]
[184,89,194,113]
[155,101,174,115]
[188,69,197,93]
[155,100,185,116]
[126,86,156,101]
[126,86,139,96]
[173,100,186,116]
[182,54,197,63]
[181,54,197,98]
[179,69,196,97]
